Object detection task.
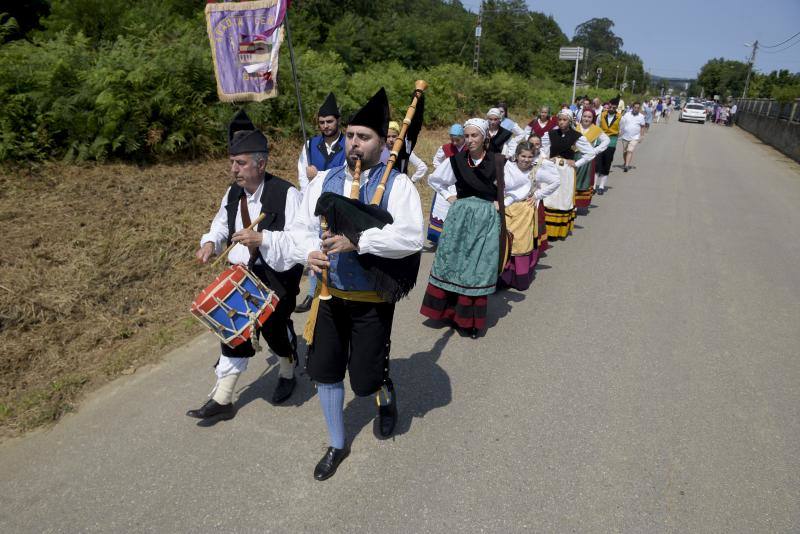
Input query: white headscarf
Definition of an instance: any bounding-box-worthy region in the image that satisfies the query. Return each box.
[463,118,488,138]
[556,109,573,122]
[486,107,503,119]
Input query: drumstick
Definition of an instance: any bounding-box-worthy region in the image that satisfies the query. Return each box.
[210,213,266,268]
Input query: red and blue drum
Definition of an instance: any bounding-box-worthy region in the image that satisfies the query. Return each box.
[191,265,279,348]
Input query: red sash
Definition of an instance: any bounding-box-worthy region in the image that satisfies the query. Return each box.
[442,142,466,158]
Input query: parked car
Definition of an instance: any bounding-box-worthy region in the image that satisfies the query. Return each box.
[679,103,706,123]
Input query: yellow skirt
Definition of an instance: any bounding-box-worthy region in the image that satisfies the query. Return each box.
[505,201,536,255]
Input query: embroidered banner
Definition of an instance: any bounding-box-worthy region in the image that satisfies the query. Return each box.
[205,0,287,102]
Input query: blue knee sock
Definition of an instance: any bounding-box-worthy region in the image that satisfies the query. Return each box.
[317,381,345,449]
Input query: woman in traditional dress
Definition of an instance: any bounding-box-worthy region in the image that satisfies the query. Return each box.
[525,106,557,139]
[496,101,527,141]
[498,142,559,290]
[574,108,609,210]
[420,119,507,339]
[427,124,466,247]
[486,108,517,158]
[540,110,595,239]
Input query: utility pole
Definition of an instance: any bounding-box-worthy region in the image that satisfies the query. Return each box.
[473,1,483,75]
[614,64,620,88]
[742,40,758,98]
[595,67,602,89]
[571,54,581,105]
[632,80,636,94]
[621,64,628,92]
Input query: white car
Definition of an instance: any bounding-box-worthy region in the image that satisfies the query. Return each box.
[679,103,706,124]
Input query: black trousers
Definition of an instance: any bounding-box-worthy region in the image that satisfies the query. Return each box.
[220,266,297,359]
[597,145,616,176]
[306,297,395,397]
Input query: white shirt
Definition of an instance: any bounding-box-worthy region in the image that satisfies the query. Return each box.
[532,158,561,200]
[428,157,469,200]
[288,165,424,266]
[200,179,301,272]
[296,134,344,193]
[539,131,596,168]
[620,112,646,141]
[502,161,532,206]
[407,151,428,183]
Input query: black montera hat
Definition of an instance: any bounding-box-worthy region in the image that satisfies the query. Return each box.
[609,96,621,106]
[318,92,340,118]
[228,109,268,155]
[348,88,390,138]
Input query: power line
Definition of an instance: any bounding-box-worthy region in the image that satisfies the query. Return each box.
[760,30,800,49]
[760,38,800,54]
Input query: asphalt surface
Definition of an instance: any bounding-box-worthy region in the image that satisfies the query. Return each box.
[1,120,799,533]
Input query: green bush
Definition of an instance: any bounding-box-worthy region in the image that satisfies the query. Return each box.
[0,22,620,162]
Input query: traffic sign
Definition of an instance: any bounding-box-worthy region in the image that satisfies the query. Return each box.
[559,47,584,61]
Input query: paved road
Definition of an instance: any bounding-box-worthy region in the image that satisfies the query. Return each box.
[2,121,799,533]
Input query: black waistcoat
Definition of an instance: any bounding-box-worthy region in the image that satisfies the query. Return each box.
[225,173,303,299]
[487,127,512,153]
[450,151,501,202]
[548,127,581,160]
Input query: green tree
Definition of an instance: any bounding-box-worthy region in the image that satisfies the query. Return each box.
[572,17,623,55]
[694,58,749,99]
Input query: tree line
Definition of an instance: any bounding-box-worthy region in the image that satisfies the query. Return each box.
[689,57,800,102]
[0,1,644,163]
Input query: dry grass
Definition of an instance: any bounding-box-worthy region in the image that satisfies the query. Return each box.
[0,127,446,437]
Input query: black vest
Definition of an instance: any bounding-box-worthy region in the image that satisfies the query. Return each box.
[487,127,512,154]
[450,151,502,202]
[225,173,303,300]
[548,127,581,160]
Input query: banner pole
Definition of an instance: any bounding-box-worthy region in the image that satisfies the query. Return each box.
[283,13,309,158]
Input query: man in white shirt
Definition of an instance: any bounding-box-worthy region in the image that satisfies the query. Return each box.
[729,103,738,127]
[296,93,346,193]
[289,88,424,480]
[296,94,346,313]
[190,110,304,421]
[619,102,646,172]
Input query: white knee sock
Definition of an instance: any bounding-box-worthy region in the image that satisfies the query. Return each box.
[212,374,239,405]
[278,356,295,379]
[598,174,608,189]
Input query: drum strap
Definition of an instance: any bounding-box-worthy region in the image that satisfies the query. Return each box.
[239,193,258,258]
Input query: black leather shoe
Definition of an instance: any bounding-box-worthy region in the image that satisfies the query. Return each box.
[375,383,398,439]
[313,446,350,481]
[271,376,296,404]
[296,295,313,313]
[186,399,235,420]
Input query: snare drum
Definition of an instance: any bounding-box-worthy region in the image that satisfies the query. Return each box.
[191,265,280,348]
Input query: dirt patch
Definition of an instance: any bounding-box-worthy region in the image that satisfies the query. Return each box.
[0,127,445,437]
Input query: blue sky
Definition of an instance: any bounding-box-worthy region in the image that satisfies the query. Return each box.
[462,0,800,78]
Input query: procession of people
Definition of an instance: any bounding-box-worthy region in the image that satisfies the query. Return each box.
[190,89,659,480]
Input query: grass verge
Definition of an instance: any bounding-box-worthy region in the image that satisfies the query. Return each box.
[0,126,447,437]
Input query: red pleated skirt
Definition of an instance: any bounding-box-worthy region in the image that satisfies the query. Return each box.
[420,283,488,330]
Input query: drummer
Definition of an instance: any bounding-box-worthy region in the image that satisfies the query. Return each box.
[189,110,304,421]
